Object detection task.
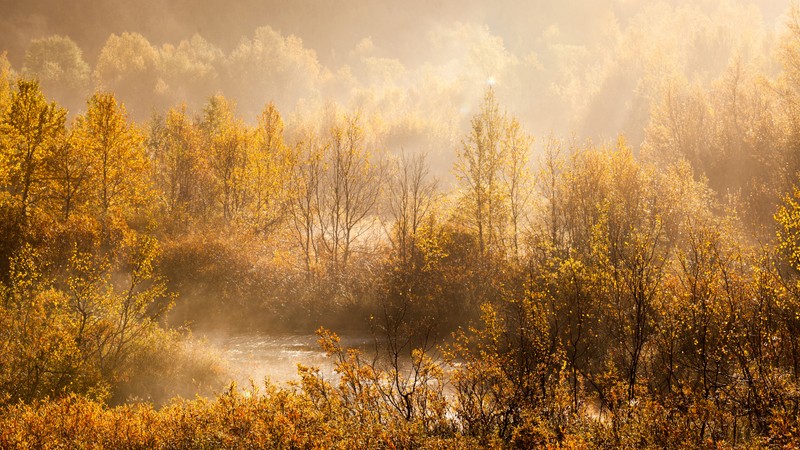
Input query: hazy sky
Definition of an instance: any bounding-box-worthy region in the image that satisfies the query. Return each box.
[0,1,624,65]
[0,0,794,168]
[0,0,790,65]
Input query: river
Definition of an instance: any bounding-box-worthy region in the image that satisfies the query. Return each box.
[211,333,378,387]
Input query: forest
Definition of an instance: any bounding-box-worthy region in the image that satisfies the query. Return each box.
[3,0,800,448]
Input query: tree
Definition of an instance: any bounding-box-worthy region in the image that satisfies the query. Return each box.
[642,80,714,174]
[379,150,440,368]
[645,63,778,230]
[0,236,172,405]
[73,93,149,230]
[597,145,670,401]
[149,104,207,224]
[23,35,90,112]
[535,137,566,254]
[225,26,323,117]
[0,52,13,117]
[387,151,437,269]
[0,79,66,222]
[316,113,382,277]
[455,87,506,258]
[0,79,66,280]
[0,245,82,403]
[777,3,800,112]
[200,95,248,223]
[157,34,224,110]
[659,220,738,443]
[289,129,325,278]
[501,117,533,262]
[445,290,559,444]
[94,32,161,118]
[44,129,92,221]
[250,102,293,234]
[543,143,676,404]
[0,80,66,279]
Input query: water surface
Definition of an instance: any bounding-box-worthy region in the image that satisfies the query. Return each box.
[213,333,376,386]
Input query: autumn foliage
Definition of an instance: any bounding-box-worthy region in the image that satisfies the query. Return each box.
[7,5,800,449]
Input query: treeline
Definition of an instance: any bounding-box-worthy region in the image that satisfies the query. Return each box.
[5,6,800,449]
[4,0,778,148]
[11,30,322,120]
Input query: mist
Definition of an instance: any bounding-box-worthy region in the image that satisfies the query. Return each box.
[1,0,789,174]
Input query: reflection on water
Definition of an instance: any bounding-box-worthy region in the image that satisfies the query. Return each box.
[213,334,375,386]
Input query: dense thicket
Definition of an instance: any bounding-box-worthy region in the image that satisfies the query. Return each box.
[6,5,800,449]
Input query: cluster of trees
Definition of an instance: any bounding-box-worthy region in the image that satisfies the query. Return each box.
[14,30,323,120]
[0,73,226,405]
[4,0,777,153]
[7,5,800,448]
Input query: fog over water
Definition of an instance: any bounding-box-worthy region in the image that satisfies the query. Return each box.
[0,0,791,177]
[214,333,378,385]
